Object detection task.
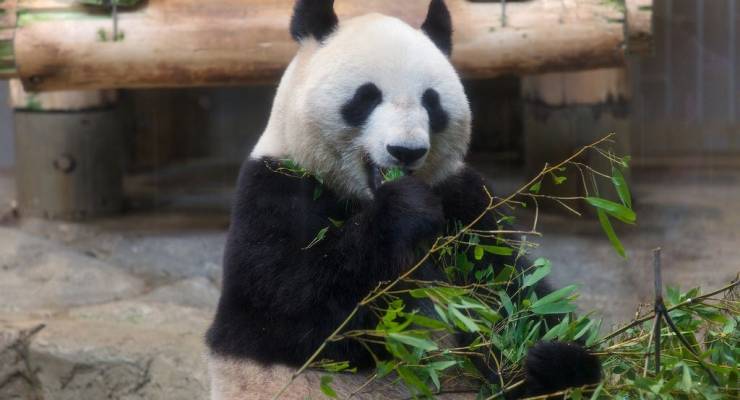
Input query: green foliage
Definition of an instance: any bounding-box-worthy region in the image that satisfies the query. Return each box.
[595,284,739,399]
[315,261,738,399]
[320,375,338,398]
[382,167,407,183]
[276,137,737,398]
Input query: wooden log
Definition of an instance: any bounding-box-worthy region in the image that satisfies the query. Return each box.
[3,0,653,91]
[10,78,123,219]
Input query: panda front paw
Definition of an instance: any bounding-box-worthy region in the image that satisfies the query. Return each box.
[374,176,444,246]
[523,341,602,397]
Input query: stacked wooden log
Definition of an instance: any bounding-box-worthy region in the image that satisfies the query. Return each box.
[0,0,652,91]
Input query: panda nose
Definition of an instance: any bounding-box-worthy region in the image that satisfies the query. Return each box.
[386,145,428,165]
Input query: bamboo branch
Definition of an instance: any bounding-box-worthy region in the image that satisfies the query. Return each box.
[597,279,740,345]
[270,133,618,398]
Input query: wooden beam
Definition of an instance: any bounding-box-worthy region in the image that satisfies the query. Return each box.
[3,0,653,91]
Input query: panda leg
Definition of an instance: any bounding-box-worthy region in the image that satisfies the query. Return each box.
[207,354,413,399]
[207,355,316,400]
[505,341,601,399]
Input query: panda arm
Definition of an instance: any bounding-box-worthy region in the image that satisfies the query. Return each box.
[225,166,443,308]
[208,160,443,366]
[433,166,531,278]
[435,166,603,396]
[434,165,497,230]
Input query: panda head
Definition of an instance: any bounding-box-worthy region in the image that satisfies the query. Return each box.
[252,0,472,200]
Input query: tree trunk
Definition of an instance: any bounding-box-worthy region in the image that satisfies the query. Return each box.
[3,0,653,91]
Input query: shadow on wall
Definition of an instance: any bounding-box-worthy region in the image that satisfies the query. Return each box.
[0,82,13,167]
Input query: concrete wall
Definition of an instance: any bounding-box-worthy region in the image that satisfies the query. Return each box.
[0,82,13,167]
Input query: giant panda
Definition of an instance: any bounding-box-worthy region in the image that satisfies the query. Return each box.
[206,1,601,398]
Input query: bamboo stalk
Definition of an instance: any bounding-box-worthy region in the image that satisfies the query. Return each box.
[3,0,653,91]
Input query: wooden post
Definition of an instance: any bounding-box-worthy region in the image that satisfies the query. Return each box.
[11,80,123,220]
[0,0,653,91]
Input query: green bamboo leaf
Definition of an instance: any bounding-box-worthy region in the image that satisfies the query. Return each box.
[611,167,632,208]
[433,304,449,324]
[409,314,448,330]
[474,246,484,261]
[382,167,406,183]
[586,197,636,224]
[529,180,542,194]
[313,185,323,200]
[523,263,552,288]
[480,245,514,256]
[531,285,578,308]
[573,319,595,340]
[542,315,570,340]
[722,317,737,335]
[494,265,516,284]
[302,226,329,250]
[376,361,396,378]
[449,307,480,332]
[320,376,338,398]
[427,361,458,371]
[532,302,577,315]
[551,172,568,185]
[681,363,692,390]
[428,368,440,391]
[585,319,602,347]
[388,333,438,351]
[397,366,433,397]
[596,208,626,258]
[589,383,604,400]
[497,291,514,316]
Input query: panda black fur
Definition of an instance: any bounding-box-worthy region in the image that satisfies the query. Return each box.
[206,1,601,398]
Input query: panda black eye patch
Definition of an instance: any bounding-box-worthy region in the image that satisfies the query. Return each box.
[422,88,449,134]
[341,83,383,127]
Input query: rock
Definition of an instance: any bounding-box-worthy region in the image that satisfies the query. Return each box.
[67,300,212,332]
[0,229,145,313]
[138,277,220,310]
[0,324,42,400]
[0,300,211,400]
[103,234,225,283]
[18,216,226,284]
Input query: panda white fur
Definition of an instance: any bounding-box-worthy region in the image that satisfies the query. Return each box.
[206,1,601,398]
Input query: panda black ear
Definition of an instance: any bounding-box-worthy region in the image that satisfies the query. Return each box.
[421,0,453,56]
[290,0,339,43]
